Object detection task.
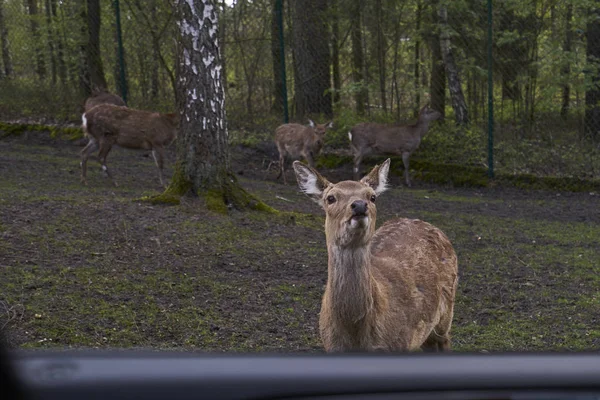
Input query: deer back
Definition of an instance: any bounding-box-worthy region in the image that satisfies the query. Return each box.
[83,92,126,112]
[350,122,423,155]
[368,218,457,348]
[275,123,323,158]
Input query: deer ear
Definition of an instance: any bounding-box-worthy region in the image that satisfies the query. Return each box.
[326,121,334,129]
[360,158,390,195]
[293,161,331,206]
[308,119,315,128]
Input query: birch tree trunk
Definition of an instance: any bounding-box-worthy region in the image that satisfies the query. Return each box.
[439,4,468,125]
[155,0,272,212]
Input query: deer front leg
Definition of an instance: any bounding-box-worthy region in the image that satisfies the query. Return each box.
[97,140,117,187]
[152,147,166,188]
[304,152,315,169]
[353,153,363,181]
[402,151,411,187]
[277,151,287,185]
[80,138,98,185]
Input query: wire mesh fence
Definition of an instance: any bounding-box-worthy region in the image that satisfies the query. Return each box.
[0,0,599,180]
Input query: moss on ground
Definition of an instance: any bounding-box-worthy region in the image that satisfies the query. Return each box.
[0,121,83,140]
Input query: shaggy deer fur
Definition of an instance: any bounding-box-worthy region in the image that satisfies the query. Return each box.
[349,104,441,186]
[274,120,333,184]
[80,104,178,187]
[293,159,458,352]
[83,91,126,112]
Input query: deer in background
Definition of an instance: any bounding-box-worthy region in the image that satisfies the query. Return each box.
[274,119,333,184]
[80,104,179,187]
[349,104,441,186]
[293,158,458,352]
[83,90,126,112]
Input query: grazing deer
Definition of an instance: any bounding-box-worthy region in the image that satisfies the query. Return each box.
[349,104,441,186]
[274,119,333,184]
[83,90,126,112]
[293,158,458,352]
[80,104,178,187]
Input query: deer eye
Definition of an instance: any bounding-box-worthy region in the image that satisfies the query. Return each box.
[370,194,377,203]
[326,195,336,205]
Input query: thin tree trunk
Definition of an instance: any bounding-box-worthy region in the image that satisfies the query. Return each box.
[374,0,386,112]
[292,0,332,119]
[584,7,600,140]
[351,0,366,115]
[438,4,468,125]
[0,1,13,78]
[27,0,46,79]
[331,0,341,105]
[150,0,159,100]
[219,0,227,94]
[44,0,57,85]
[85,0,107,93]
[561,4,573,119]
[414,2,421,117]
[429,23,446,120]
[271,0,284,113]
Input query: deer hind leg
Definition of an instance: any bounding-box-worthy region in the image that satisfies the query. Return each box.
[276,150,287,185]
[353,153,363,181]
[80,138,98,185]
[152,147,166,188]
[97,140,117,187]
[402,151,412,187]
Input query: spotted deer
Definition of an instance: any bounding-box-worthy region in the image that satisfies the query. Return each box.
[349,104,441,186]
[293,158,458,352]
[83,90,126,112]
[80,104,178,187]
[274,119,333,184]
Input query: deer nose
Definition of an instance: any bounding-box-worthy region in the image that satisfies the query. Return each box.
[351,200,368,216]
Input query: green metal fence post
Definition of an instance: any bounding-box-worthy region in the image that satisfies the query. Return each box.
[487,0,494,178]
[276,0,288,123]
[113,0,128,105]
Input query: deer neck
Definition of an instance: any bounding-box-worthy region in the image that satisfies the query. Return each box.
[326,243,379,325]
[414,118,431,138]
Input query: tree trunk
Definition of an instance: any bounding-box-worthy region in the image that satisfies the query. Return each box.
[331,0,341,105]
[561,4,573,119]
[438,4,468,125]
[429,24,446,120]
[44,0,57,85]
[0,1,13,78]
[85,0,107,93]
[372,0,386,112]
[219,1,227,94]
[50,0,66,84]
[27,0,46,79]
[414,2,421,117]
[584,7,600,140]
[157,0,271,212]
[350,0,366,115]
[150,0,159,100]
[292,0,332,119]
[271,0,284,113]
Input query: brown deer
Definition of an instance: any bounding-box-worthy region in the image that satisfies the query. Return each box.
[80,104,179,187]
[83,90,126,112]
[293,158,458,352]
[274,119,333,184]
[349,104,441,186]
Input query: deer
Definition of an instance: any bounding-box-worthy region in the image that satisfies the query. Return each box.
[80,104,179,188]
[349,104,441,187]
[83,90,126,112]
[274,119,333,184]
[293,158,458,352]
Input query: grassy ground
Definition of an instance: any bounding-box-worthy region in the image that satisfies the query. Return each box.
[1,132,599,353]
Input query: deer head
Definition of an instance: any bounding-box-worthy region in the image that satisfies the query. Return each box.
[293,159,390,247]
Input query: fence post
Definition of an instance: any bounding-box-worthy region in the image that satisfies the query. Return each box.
[276,0,288,123]
[487,0,494,178]
[113,0,128,105]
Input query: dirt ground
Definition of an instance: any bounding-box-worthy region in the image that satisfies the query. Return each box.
[1,131,600,353]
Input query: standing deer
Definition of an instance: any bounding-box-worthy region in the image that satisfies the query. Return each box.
[349,104,441,186]
[83,90,126,112]
[293,158,458,352]
[80,104,178,187]
[274,119,333,184]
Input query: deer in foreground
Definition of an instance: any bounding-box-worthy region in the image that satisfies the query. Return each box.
[293,158,458,352]
[80,104,178,187]
[274,119,333,184]
[83,90,126,112]
[349,104,441,186]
